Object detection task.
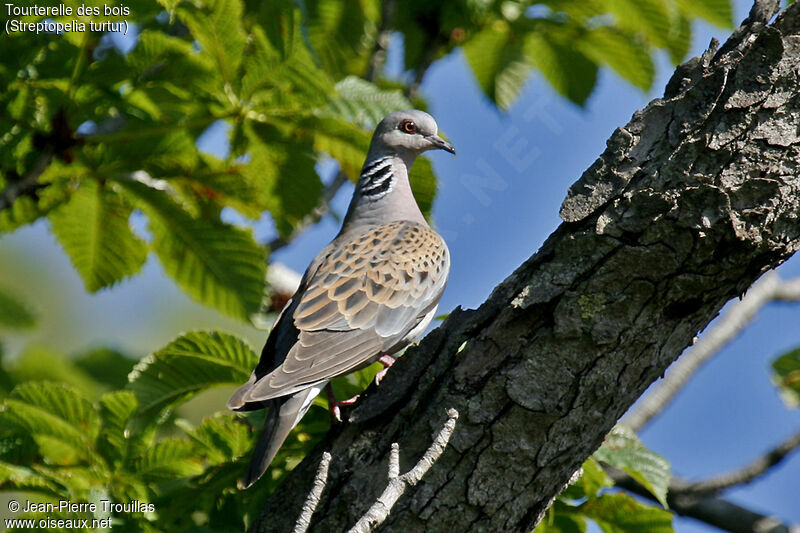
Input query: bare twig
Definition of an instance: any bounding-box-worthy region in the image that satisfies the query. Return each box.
[293,452,332,533]
[682,428,800,495]
[347,408,459,533]
[266,170,350,254]
[608,467,800,533]
[623,272,800,431]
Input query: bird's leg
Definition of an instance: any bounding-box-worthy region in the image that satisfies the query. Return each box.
[325,383,359,423]
[374,355,396,385]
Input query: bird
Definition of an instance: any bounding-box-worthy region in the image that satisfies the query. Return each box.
[228,110,455,489]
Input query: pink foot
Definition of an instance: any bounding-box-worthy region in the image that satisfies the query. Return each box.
[325,384,360,422]
[374,355,396,385]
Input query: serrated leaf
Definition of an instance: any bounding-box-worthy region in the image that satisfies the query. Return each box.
[0,286,36,329]
[240,23,334,106]
[463,21,530,110]
[0,382,100,460]
[133,438,204,480]
[5,346,100,398]
[577,27,654,91]
[605,0,672,50]
[0,461,61,494]
[49,180,147,292]
[579,493,673,533]
[304,0,381,78]
[98,390,138,465]
[178,0,246,92]
[185,413,252,466]
[593,426,670,508]
[772,347,800,408]
[524,30,598,106]
[243,125,323,238]
[127,330,258,417]
[675,0,733,29]
[119,178,266,321]
[326,77,413,127]
[74,347,136,391]
[309,117,371,180]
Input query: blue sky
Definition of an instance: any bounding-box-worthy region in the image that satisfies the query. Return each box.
[1,1,799,530]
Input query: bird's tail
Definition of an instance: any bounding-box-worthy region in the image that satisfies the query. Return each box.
[238,384,325,489]
[239,399,294,490]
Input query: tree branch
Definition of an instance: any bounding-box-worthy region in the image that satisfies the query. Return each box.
[293,452,332,533]
[682,428,800,495]
[623,272,800,431]
[250,4,800,531]
[608,467,800,533]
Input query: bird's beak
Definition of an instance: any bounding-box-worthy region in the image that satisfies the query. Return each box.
[426,134,456,155]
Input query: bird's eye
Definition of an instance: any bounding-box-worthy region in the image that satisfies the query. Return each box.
[400,120,417,134]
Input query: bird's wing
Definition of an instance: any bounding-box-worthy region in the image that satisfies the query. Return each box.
[242,220,449,403]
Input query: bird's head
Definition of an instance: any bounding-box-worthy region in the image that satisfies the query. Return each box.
[371,110,455,157]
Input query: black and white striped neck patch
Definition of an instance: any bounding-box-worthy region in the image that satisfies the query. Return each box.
[359,156,395,198]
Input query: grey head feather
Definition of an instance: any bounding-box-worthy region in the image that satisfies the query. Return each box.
[343,110,455,230]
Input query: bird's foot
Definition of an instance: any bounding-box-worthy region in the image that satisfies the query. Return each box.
[325,384,360,422]
[374,355,396,385]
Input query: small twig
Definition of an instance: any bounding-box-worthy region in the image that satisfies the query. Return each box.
[266,170,350,254]
[608,466,800,533]
[293,452,332,533]
[347,408,459,533]
[623,272,800,431]
[682,428,800,495]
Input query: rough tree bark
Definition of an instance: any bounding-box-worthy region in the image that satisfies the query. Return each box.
[251,2,800,531]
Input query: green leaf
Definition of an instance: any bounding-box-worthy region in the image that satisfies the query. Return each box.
[308,117,371,180]
[462,21,530,110]
[119,178,266,321]
[0,178,72,234]
[127,330,258,417]
[133,438,204,480]
[304,0,381,78]
[675,0,734,28]
[579,493,674,533]
[534,501,587,533]
[184,413,252,466]
[49,180,147,292]
[243,124,323,238]
[98,390,139,466]
[409,156,438,221]
[326,76,413,127]
[0,461,61,494]
[563,457,612,500]
[4,346,100,398]
[524,29,598,106]
[178,0,247,93]
[73,347,136,392]
[577,27,655,91]
[593,426,670,508]
[0,382,100,460]
[772,346,800,408]
[0,286,36,329]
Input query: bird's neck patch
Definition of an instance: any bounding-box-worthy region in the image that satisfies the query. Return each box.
[359,156,395,199]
